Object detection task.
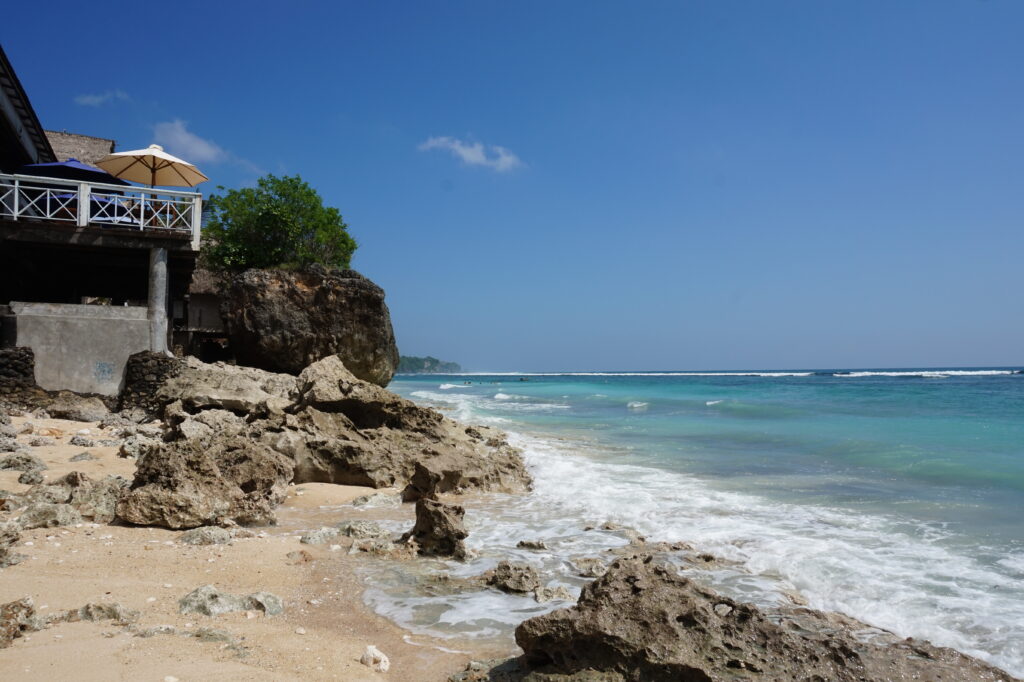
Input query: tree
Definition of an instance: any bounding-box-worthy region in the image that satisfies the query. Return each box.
[201,174,357,271]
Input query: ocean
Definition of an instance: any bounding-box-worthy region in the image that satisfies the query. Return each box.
[370,368,1024,676]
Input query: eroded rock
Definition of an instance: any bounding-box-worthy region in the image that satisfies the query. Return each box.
[0,453,45,472]
[400,498,468,560]
[18,502,83,529]
[515,556,1017,682]
[179,526,232,546]
[116,437,293,529]
[178,585,283,617]
[0,598,37,648]
[486,561,541,594]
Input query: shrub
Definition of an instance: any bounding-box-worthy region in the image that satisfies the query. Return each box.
[201,174,356,271]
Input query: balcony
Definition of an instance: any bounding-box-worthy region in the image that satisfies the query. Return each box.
[0,172,201,249]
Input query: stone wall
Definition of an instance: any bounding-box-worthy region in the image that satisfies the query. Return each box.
[118,351,184,414]
[0,346,36,393]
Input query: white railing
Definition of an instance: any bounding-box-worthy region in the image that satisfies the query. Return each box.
[0,172,202,250]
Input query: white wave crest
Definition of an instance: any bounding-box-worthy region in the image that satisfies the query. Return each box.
[836,370,1016,378]
[627,401,649,410]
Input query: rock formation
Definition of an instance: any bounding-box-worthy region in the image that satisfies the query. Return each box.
[514,556,1016,682]
[216,267,399,386]
[400,498,469,560]
[114,354,529,528]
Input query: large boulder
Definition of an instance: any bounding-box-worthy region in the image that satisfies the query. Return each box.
[116,436,293,529]
[217,267,399,386]
[515,557,1016,682]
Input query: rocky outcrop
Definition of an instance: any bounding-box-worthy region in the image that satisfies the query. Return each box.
[485,561,541,594]
[514,556,1016,682]
[116,436,293,529]
[217,267,399,386]
[115,355,529,528]
[400,498,469,560]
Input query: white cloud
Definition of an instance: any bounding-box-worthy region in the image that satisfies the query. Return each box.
[418,136,523,172]
[74,89,130,107]
[153,119,227,164]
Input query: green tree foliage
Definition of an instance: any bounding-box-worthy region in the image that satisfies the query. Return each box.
[201,174,356,271]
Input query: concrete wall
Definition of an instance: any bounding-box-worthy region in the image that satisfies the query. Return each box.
[10,302,150,395]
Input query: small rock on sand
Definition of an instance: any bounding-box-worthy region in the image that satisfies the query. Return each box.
[179,527,232,546]
[300,527,340,545]
[360,644,390,672]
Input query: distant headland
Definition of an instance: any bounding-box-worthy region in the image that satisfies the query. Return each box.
[397,355,462,373]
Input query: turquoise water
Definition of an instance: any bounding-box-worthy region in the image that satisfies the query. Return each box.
[389,368,1024,676]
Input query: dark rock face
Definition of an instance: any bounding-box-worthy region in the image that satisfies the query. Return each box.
[0,347,45,405]
[118,351,184,414]
[400,498,469,560]
[515,557,1016,682]
[0,598,36,648]
[218,267,399,387]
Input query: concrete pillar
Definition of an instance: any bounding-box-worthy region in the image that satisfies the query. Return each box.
[148,247,168,353]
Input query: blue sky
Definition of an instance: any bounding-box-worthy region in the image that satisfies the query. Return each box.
[5,1,1023,370]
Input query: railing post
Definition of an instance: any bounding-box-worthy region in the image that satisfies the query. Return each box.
[12,177,19,220]
[77,182,90,227]
[191,195,202,250]
[138,194,146,231]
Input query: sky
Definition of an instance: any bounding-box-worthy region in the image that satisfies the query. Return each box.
[4,1,1023,371]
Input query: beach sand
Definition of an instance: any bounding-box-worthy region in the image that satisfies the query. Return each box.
[0,415,480,681]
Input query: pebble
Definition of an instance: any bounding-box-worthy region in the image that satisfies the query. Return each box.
[165,677,180,682]
[295,627,306,635]
[147,597,157,603]
[329,544,341,552]
[360,645,390,673]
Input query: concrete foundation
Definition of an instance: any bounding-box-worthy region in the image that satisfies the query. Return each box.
[9,302,150,395]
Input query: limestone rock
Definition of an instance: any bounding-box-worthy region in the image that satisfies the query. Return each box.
[28,436,55,447]
[1,598,37,648]
[218,267,399,386]
[70,451,98,462]
[486,561,541,594]
[0,453,45,472]
[19,502,83,529]
[572,557,608,578]
[0,521,25,568]
[300,527,340,545]
[0,437,22,453]
[156,358,295,416]
[179,526,232,545]
[17,470,43,485]
[534,585,576,604]
[517,539,548,551]
[359,644,391,673]
[47,394,110,422]
[69,435,95,447]
[178,585,282,617]
[61,602,140,624]
[118,435,158,459]
[515,556,1017,682]
[337,520,389,540]
[116,436,293,529]
[401,498,468,560]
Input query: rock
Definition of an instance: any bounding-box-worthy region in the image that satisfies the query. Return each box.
[179,526,232,546]
[286,550,314,564]
[359,644,391,673]
[400,498,468,560]
[16,421,34,435]
[218,267,399,386]
[70,451,98,462]
[118,435,158,459]
[178,585,283,617]
[47,394,110,422]
[68,435,95,447]
[67,474,130,523]
[17,470,43,485]
[28,436,55,447]
[0,423,15,439]
[116,436,293,529]
[1,598,37,648]
[0,409,8,425]
[0,521,25,568]
[486,561,541,594]
[337,520,389,540]
[155,357,295,416]
[191,627,235,643]
[517,539,548,551]
[300,527,340,545]
[99,413,136,431]
[62,602,140,624]
[534,585,576,604]
[515,556,1017,682]
[350,492,401,508]
[572,557,608,578]
[0,453,45,472]
[18,502,83,529]
[0,437,22,453]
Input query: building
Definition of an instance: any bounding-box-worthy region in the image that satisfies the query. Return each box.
[0,44,202,396]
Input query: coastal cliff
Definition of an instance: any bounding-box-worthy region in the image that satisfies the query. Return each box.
[190,267,400,387]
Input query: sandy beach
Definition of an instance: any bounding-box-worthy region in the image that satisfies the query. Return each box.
[0,414,480,681]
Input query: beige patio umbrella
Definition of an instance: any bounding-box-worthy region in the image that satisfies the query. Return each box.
[95,144,208,187]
